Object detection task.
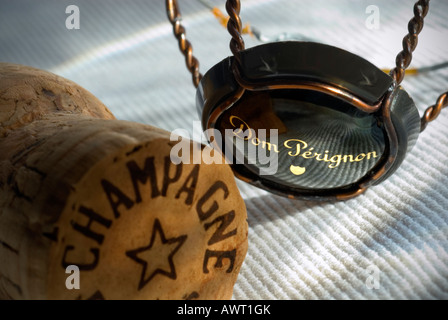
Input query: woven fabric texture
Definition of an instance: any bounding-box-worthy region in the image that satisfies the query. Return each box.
[1,0,447,299]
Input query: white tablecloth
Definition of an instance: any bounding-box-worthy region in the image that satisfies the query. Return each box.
[1,0,447,299]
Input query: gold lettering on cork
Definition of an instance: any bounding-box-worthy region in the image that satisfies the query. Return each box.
[229,115,379,175]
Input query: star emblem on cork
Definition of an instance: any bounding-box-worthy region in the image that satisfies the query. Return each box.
[126,219,187,290]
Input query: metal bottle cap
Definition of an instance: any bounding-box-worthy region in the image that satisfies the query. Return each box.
[197,42,420,200]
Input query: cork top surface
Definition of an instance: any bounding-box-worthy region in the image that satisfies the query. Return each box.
[0,63,114,137]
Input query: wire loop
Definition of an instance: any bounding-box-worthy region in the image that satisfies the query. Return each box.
[166,0,446,130]
[225,0,245,65]
[389,0,430,85]
[166,0,202,87]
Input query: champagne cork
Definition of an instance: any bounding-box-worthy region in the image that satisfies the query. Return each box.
[0,63,248,300]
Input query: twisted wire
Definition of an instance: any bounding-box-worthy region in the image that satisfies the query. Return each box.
[225,0,245,64]
[165,0,446,130]
[166,0,202,87]
[387,0,447,131]
[421,92,448,131]
[389,0,430,85]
